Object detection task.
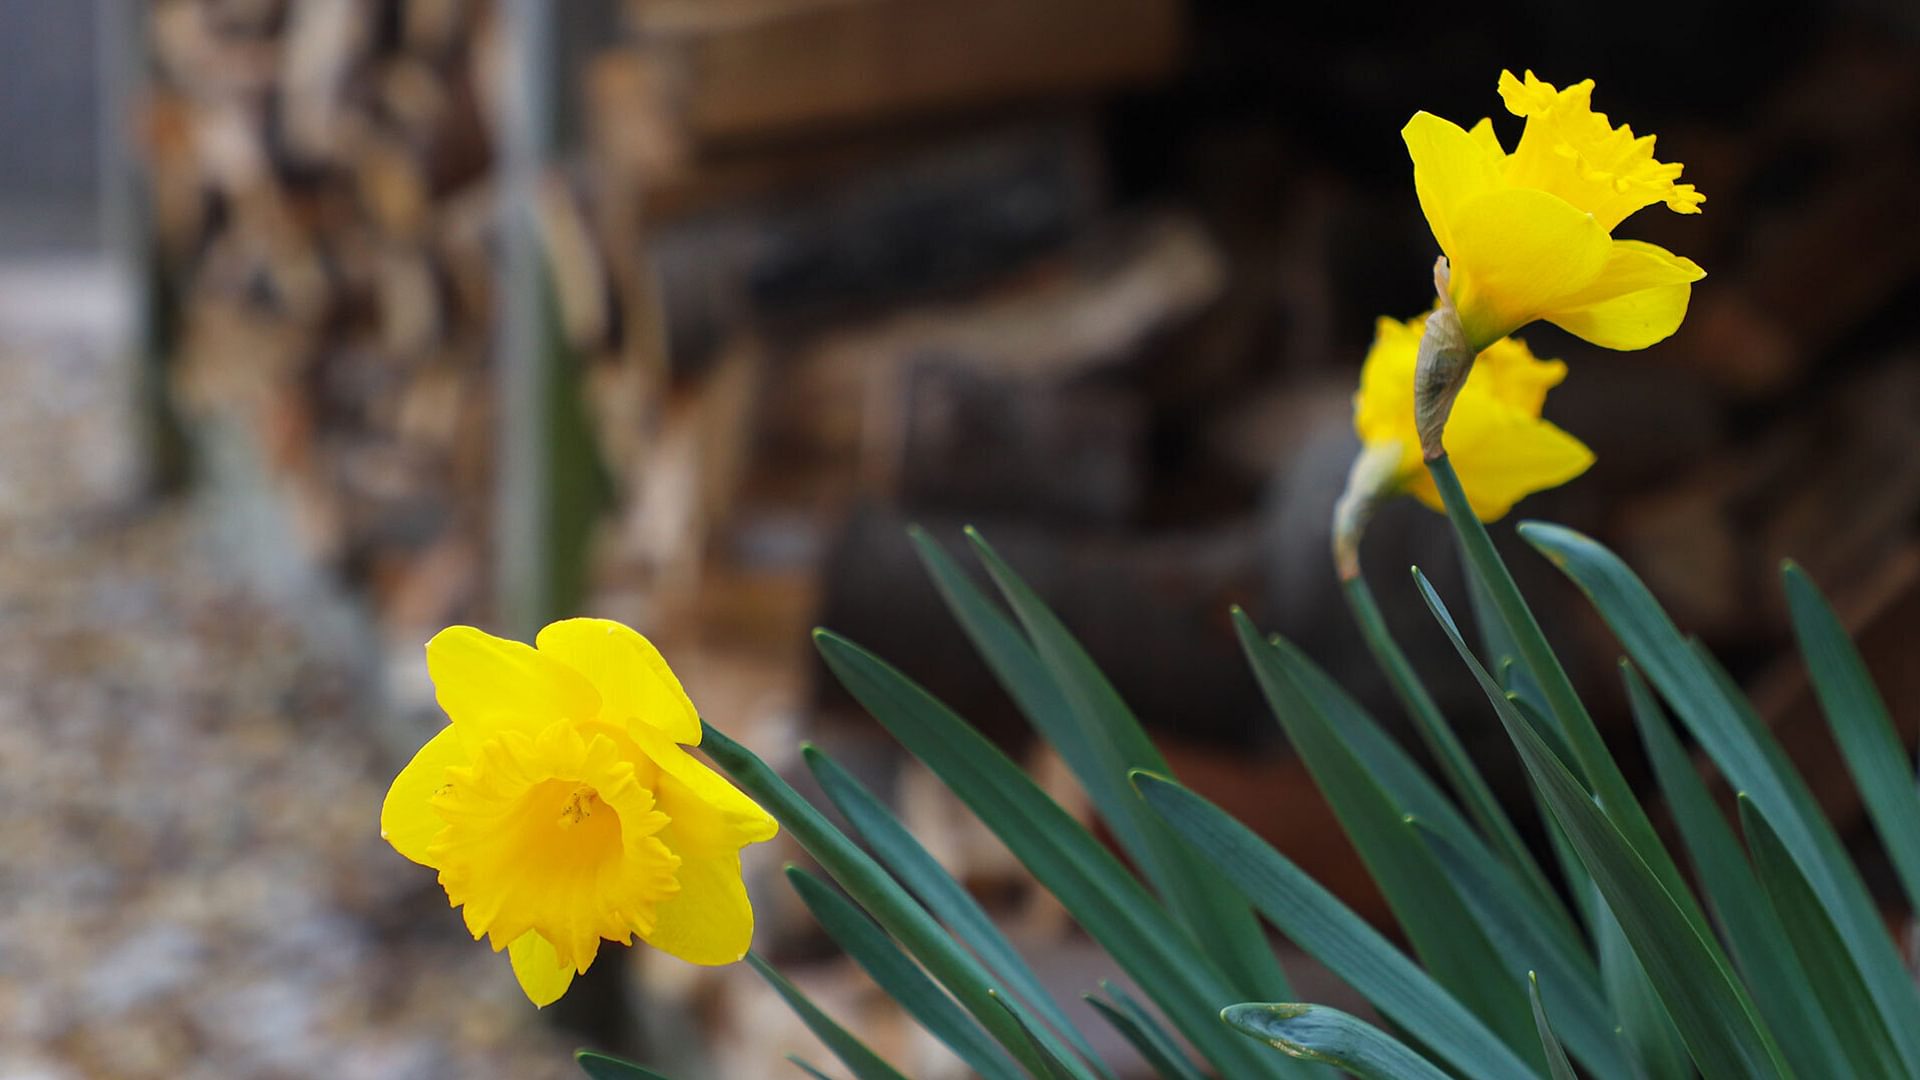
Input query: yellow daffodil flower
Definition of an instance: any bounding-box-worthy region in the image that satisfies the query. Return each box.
[381,618,778,1007]
[1350,313,1593,525]
[1402,70,1705,353]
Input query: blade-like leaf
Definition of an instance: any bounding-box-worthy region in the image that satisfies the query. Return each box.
[1466,548,1549,717]
[803,745,1112,1079]
[1782,562,1920,912]
[1527,974,1578,1080]
[1592,889,1690,1080]
[1342,573,1540,894]
[990,991,1080,1080]
[1625,661,1850,1080]
[576,1050,674,1080]
[1428,457,1714,949]
[786,1055,835,1080]
[1271,635,1520,875]
[1233,612,1536,1058]
[1132,771,1536,1080]
[1271,630,1574,937]
[810,631,1296,1079]
[1522,520,1920,1071]
[1222,1004,1451,1080]
[747,953,912,1080]
[702,725,1050,1077]
[1410,819,1629,1078]
[786,866,1024,1080]
[926,527,1289,1000]
[1739,796,1906,1079]
[1086,983,1207,1080]
[1413,568,1789,1080]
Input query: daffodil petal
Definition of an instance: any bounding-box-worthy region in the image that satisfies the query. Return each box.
[1402,111,1505,256]
[1445,187,1613,349]
[534,618,702,744]
[1466,117,1506,163]
[1354,315,1421,447]
[632,724,779,853]
[508,931,575,1008]
[380,724,466,865]
[1542,239,1704,350]
[643,850,756,965]
[1413,402,1595,520]
[1472,335,1567,415]
[425,625,600,746]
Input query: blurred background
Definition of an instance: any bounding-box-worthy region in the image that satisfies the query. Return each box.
[4,1,1919,1077]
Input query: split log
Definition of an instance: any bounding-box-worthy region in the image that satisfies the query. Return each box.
[616,0,1182,169]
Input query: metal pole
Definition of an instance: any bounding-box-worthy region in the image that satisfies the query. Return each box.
[494,0,558,638]
[99,0,176,495]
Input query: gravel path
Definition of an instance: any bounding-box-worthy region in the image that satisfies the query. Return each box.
[0,298,572,1078]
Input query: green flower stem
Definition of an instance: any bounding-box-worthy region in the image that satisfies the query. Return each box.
[1424,453,1716,945]
[1340,572,1560,918]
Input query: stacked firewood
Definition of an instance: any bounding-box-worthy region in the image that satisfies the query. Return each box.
[148,0,498,631]
[146,0,1920,900]
[147,0,1185,645]
[145,0,645,636]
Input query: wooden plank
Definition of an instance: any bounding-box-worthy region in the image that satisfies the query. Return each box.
[628,0,1183,145]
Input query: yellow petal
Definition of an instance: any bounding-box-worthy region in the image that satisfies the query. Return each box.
[623,725,775,965]
[508,931,576,1008]
[1444,187,1613,350]
[425,626,600,747]
[1401,111,1504,257]
[1409,396,1594,520]
[1351,315,1430,491]
[1541,240,1704,350]
[1466,117,1506,163]
[642,849,756,965]
[632,723,779,853]
[380,724,467,865]
[1353,315,1420,447]
[535,618,701,744]
[1471,334,1566,415]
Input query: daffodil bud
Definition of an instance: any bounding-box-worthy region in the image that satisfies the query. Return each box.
[1413,258,1473,461]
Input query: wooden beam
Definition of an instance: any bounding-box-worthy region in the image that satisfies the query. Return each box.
[626,0,1184,147]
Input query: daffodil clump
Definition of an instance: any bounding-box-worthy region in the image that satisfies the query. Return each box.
[1337,69,1705,572]
[381,618,776,1006]
[380,68,1917,1080]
